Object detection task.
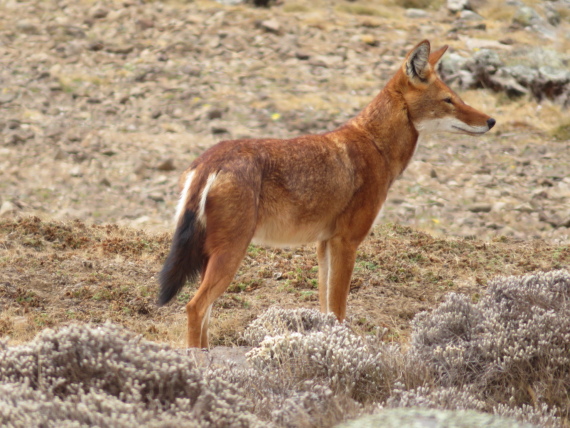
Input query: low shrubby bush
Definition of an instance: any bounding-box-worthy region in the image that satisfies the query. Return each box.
[242,307,339,347]
[411,270,570,426]
[0,323,260,427]
[1,270,568,426]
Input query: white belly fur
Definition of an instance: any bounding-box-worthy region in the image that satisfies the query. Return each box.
[252,219,332,247]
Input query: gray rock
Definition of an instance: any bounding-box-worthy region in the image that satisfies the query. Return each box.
[447,0,471,13]
[258,19,280,34]
[106,45,135,55]
[338,408,536,428]
[539,66,570,84]
[545,6,561,26]
[502,65,538,86]
[513,6,543,27]
[69,166,83,178]
[473,49,503,71]
[148,193,165,202]
[0,201,17,218]
[90,8,109,19]
[468,203,492,213]
[16,20,39,34]
[405,9,429,18]
[459,10,483,21]
[6,130,35,145]
[0,92,17,104]
[439,54,476,88]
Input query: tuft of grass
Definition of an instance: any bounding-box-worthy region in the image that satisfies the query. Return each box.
[336,3,388,17]
[282,3,310,13]
[479,3,517,22]
[551,121,570,141]
[393,0,443,9]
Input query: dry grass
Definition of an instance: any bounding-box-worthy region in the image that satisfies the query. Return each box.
[335,3,393,18]
[1,217,568,348]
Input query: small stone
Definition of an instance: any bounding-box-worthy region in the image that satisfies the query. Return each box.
[16,20,39,34]
[88,41,104,51]
[447,0,471,13]
[106,44,134,54]
[360,34,378,46]
[6,130,34,145]
[257,19,280,34]
[207,109,223,120]
[7,119,20,130]
[136,19,154,30]
[0,93,17,104]
[132,216,150,225]
[148,193,165,202]
[468,203,492,213]
[545,7,561,26]
[515,204,534,214]
[492,202,507,212]
[212,126,229,135]
[156,158,176,171]
[181,65,201,76]
[513,6,542,27]
[91,8,109,19]
[459,10,483,21]
[69,166,83,177]
[100,178,111,187]
[295,51,310,60]
[0,201,17,218]
[405,9,428,18]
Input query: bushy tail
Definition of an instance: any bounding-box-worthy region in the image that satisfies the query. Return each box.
[158,210,207,306]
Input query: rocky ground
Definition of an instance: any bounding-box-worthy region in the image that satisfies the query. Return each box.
[1,0,569,244]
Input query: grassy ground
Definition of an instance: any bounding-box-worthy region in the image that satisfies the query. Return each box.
[1,217,567,348]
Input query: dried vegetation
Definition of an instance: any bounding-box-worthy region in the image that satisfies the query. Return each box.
[1,217,568,347]
[2,271,570,426]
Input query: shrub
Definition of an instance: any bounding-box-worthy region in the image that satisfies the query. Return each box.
[410,269,570,426]
[242,306,339,347]
[0,323,260,427]
[2,270,568,427]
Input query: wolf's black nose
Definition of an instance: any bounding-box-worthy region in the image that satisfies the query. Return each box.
[487,118,496,129]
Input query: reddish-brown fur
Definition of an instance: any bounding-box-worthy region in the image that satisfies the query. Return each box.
[158,40,495,348]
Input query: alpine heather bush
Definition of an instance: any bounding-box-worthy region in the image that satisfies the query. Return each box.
[245,309,432,405]
[3,270,569,427]
[207,364,359,427]
[411,269,570,425]
[247,325,381,399]
[0,323,260,427]
[242,306,339,347]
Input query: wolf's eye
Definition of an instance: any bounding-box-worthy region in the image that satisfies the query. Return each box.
[444,97,453,104]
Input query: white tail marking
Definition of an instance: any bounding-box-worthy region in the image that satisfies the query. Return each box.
[175,170,195,224]
[198,173,218,226]
[325,243,332,312]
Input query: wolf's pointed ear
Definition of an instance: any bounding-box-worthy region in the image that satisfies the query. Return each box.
[429,45,448,68]
[404,40,430,83]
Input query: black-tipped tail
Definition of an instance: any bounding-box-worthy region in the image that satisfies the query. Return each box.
[158,210,206,306]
